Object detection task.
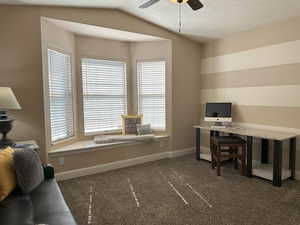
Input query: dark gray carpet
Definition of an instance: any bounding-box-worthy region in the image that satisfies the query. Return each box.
[59,155,300,225]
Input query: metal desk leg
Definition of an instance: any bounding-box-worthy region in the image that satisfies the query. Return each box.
[261,139,269,164]
[210,130,214,149]
[289,138,296,180]
[246,136,253,177]
[196,128,201,161]
[273,140,283,187]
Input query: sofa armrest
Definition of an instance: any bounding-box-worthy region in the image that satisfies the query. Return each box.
[43,164,55,179]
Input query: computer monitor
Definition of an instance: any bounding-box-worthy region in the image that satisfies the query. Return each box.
[204,102,232,123]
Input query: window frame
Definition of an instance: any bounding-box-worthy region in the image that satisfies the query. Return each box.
[44,46,77,146]
[135,59,168,132]
[80,57,129,136]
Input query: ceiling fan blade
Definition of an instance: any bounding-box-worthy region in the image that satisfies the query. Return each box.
[139,0,161,8]
[187,0,204,11]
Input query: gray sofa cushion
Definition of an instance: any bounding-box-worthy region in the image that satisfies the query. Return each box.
[13,149,44,193]
[0,179,77,225]
[136,123,152,135]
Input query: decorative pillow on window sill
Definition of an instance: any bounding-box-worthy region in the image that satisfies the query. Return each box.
[136,124,152,135]
[122,115,143,135]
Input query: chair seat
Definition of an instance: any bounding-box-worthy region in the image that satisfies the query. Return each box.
[211,136,245,144]
[210,135,246,176]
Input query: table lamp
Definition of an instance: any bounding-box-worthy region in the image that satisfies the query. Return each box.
[0,87,21,148]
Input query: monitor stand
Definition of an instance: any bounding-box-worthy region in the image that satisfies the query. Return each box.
[210,122,227,129]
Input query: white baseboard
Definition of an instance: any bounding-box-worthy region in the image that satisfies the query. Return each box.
[56,147,194,181]
[55,146,300,181]
[171,147,195,157]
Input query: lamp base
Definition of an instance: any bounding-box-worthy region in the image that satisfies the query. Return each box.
[0,118,15,149]
[0,110,8,120]
[0,139,15,149]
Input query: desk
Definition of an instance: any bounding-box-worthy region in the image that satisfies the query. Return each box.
[194,125,297,187]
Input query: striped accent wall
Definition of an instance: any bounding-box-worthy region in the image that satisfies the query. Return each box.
[201,40,300,74]
[200,35,300,170]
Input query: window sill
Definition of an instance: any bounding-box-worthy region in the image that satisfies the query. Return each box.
[84,130,122,137]
[51,136,76,146]
[48,135,169,158]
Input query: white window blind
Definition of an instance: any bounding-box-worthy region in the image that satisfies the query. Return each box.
[137,61,166,130]
[81,58,127,134]
[47,49,74,143]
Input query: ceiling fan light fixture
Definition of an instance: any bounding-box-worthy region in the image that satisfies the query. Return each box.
[169,0,188,4]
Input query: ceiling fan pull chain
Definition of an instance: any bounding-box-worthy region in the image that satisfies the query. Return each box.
[179,2,182,33]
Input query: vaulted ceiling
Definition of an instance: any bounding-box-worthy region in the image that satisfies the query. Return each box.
[2,0,300,42]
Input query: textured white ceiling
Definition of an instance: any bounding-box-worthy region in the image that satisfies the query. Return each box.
[43,17,165,42]
[2,0,300,41]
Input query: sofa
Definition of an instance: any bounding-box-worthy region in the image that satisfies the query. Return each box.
[0,166,77,225]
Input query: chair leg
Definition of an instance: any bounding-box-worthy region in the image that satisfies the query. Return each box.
[229,146,233,162]
[217,144,221,176]
[234,158,238,169]
[241,144,246,176]
[211,143,215,169]
[234,147,238,169]
[213,143,217,169]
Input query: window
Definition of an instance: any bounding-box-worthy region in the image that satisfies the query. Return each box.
[47,49,74,143]
[137,61,166,130]
[81,58,127,134]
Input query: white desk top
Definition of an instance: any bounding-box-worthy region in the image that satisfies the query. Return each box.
[194,124,298,141]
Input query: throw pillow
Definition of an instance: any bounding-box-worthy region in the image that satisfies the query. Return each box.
[13,149,44,193]
[122,115,143,135]
[0,147,17,201]
[136,124,152,135]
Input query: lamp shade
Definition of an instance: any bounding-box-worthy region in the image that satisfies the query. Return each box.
[0,87,21,110]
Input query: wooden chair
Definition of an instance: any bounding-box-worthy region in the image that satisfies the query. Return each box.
[210,136,246,176]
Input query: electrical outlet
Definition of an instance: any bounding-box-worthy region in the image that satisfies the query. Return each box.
[58,157,64,166]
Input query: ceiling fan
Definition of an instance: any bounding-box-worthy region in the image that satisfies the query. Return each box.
[139,0,204,11]
[139,0,204,33]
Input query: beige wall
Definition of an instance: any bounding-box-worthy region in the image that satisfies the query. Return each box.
[75,35,130,62]
[201,16,300,169]
[203,16,300,58]
[0,5,202,172]
[50,139,170,172]
[0,6,46,162]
